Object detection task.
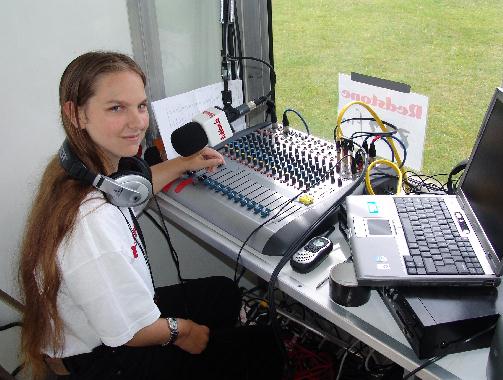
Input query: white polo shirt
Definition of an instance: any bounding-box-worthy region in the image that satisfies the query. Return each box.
[44,192,160,357]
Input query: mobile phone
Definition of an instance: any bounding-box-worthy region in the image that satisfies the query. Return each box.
[290,236,333,273]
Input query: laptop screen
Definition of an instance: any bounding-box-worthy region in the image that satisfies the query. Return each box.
[461,89,503,262]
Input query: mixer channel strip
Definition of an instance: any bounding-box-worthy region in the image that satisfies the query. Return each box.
[163,125,361,256]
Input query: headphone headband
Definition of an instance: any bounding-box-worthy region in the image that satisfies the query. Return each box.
[58,139,152,207]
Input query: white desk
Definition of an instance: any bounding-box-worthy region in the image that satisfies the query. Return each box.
[155,193,492,380]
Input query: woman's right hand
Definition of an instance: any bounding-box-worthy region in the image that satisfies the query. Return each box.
[174,319,210,354]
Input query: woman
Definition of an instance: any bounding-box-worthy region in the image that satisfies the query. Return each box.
[19,51,283,379]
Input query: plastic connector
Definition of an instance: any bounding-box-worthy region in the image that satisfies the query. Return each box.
[282,113,290,135]
[369,142,377,160]
[267,100,278,129]
[362,140,368,153]
[282,113,290,128]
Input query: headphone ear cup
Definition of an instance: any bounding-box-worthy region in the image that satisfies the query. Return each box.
[107,157,153,207]
[117,157,152,182]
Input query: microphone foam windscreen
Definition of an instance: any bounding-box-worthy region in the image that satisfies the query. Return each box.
[171,121,208,157]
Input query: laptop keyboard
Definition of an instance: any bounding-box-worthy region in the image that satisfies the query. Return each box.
[394,197,484,276]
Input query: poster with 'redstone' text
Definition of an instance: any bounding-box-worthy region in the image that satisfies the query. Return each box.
[338,73,429,171]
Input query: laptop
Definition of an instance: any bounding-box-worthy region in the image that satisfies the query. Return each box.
[345,87,503,286]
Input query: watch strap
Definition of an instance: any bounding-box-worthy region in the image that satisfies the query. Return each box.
[162,317,179,346]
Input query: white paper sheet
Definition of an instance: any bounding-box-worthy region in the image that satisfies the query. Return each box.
[152,80,245,159]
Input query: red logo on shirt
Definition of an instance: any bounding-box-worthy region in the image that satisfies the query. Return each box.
[131,227,139,259]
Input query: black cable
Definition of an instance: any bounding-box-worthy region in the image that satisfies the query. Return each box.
[232,188,306,283]
[336,117,398,140]
[148,196,191,316]
[147,196,186,284]
[343,117,398,134]
[267,144,369,376]
[282,108,310,135]
[11,363,24,377]
[339,117,407,167]
[403,171,449,195]
[0,322,21,331]
[117,207,156,290]
[357,132,407,168]
[232,4,244,79]
[363,134,395,163]
[227,55,276,99]
[403,322,498,380]
[0,322,24,376]
[143,209,184,284]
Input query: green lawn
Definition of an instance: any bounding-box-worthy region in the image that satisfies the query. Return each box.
[272,0,503,174]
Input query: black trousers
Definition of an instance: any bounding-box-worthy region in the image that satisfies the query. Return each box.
[60,276,284,380]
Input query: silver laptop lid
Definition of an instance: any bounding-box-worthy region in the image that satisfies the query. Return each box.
[457,87,503,275]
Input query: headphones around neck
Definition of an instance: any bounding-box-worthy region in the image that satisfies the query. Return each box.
[58,139,153,207]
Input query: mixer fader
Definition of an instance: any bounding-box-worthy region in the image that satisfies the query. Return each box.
[162,124,361,256]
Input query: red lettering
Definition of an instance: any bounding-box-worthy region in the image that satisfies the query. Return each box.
[371,95,379,107]
[385,96,396,112]
[397,106,408,115]
[203,110,216,118]
[409,104,422,119]
[214,118,226,140]
[341,90,422,119]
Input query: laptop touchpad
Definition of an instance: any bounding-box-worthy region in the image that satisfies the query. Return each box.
[367,219,393,235]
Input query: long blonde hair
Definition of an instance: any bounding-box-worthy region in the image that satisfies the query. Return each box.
[18,51,146,379]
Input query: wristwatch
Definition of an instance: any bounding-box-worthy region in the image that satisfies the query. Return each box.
[162,317,179,346]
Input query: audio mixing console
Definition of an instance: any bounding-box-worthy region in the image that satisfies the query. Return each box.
[161,123,361,256]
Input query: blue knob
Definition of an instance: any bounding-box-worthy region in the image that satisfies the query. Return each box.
[254,204,264,214]
[260,208,271,218]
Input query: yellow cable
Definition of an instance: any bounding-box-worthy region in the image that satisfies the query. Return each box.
[365,159,403,195]
[336,101,405,175]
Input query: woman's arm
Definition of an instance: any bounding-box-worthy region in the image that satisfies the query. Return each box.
[150,147,225,194]
[126,317,210,354]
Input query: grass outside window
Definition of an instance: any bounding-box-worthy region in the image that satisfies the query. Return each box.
[272,0,503,174]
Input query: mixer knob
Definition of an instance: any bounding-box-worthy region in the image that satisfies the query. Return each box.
[260,208,271,218]
[247,200,256,210]
[253,204,263,214]
[240,197,249,207]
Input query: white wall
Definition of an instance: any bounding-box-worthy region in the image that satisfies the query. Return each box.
[0,0,133,373]
[0,2,250,376]
[0,1,246,374]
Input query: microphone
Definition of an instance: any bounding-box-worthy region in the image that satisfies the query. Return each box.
[171,107,233,157]
[225,95,268,123]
